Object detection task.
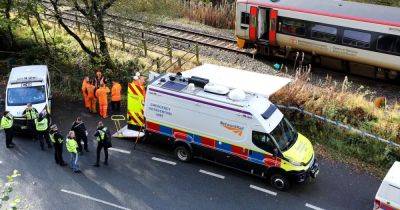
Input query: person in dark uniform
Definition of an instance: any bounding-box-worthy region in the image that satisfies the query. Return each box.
[93,121,111,167]
[71,117,89,153]
[23,103,38,140]
[1,111,15,148]
[49,124,66,166]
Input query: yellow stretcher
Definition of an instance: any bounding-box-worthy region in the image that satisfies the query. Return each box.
[111,115,145,139]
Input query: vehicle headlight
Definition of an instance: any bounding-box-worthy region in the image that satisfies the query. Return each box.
[289,159,303,166]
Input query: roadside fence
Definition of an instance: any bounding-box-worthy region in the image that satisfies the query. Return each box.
[276,104,400,148]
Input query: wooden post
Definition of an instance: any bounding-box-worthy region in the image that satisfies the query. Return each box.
[75,13,81,33]
[156,58,161,72]
[177,57,182,70]
[118,28,125,50]
[195,44,200,65]
[167,38,172,64]
[142,39,147,57]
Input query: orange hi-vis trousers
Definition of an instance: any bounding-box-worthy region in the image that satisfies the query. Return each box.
[99,103,108,118]
[88,97,97,113]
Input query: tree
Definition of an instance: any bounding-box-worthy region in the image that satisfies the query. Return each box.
[49,0,116,68]
[0,0,15,49]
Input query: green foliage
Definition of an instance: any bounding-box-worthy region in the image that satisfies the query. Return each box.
[112,0,184,19]
[289,113,400,173]
[0,170,21,210]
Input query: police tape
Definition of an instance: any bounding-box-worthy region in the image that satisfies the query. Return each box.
[276,104,400,148]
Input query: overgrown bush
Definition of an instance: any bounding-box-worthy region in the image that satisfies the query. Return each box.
[271,68,400,174]
[182,1,235,29]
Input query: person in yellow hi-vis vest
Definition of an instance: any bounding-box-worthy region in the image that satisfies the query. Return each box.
[66,131,81,173]
[127,72,146,131]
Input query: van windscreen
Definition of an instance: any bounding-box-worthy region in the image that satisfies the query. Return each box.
[7,85,46,106]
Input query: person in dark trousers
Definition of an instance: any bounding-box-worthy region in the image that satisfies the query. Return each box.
[23,103,38,140]
[93,121,111,167]
[1,111,15,148]
[35,113,52,150]
[71,117,89,153]
[49,124,66,166]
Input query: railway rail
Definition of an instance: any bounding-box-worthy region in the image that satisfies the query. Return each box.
[42,1,256,56]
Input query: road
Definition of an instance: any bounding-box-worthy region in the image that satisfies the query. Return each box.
[0,98,381,210]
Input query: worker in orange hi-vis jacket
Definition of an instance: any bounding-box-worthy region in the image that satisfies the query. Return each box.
[111,81,122,113]
[81,76,90,111]
[95,83,110,118]
[86,80,97,113]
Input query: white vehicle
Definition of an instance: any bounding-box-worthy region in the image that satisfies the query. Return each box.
[374,161,400,210]
[143,64,319,190]
[5,65,52,130]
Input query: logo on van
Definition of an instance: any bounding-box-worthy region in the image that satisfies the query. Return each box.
[220,121,244,137]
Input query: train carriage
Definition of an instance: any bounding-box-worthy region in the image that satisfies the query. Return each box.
[235,0,400,80]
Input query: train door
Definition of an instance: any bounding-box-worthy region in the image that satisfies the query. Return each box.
[269,9,278,46]
[249,6,258,41]
[258,8,270,40]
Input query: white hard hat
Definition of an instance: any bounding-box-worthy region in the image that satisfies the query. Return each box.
[134,76,139,80]
[135,72,141,77]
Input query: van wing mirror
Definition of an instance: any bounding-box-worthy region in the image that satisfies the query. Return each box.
[272,148,281,157]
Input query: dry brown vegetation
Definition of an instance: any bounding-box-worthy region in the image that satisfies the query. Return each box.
[182,2,235,29]
[271,67,400,144]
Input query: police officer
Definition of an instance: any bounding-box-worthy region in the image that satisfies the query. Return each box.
[1,111,15,148]
[93,121,111,167]
[35,113,52,150]
[23,103,38,139]
[49,125,66,166]
[71,117,89,153]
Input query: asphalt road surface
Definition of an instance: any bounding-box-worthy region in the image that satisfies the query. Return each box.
[0,99,381,210]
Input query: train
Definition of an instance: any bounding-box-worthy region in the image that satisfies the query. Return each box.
[235,0,400,80]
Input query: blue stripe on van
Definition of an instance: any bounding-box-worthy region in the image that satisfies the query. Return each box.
[249,151,265,164]
[216,141,232,152]
[159,125,173,136]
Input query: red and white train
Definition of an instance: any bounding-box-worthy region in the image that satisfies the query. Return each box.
[235,0,400,80]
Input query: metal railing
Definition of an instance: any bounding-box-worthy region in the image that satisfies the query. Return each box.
[277,104,400,148]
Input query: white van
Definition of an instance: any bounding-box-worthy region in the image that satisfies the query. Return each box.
[143,64,319,190]
[5,65,52,130]
[374,161,400,210]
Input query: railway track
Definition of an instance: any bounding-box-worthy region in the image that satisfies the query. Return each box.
[42,2,256,56]
[106,14,257,55]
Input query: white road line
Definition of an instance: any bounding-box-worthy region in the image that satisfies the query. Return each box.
[61,189,131,210]
[199,169,225,179]
[305,203,325,210]
[108,148,131,154]
[249,185,277,196]
[151,157,177,165]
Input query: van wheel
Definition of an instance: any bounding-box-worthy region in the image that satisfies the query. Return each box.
[270,173,290,191]
[174,145,192,162]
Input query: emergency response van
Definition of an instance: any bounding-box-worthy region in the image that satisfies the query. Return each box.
[143,64,319,190]
[374,161,400,210]
[5,65,52,130]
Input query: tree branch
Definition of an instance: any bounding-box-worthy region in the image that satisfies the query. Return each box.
[73,0,89,17]
[49,0,97,57]
[101,0,116,13]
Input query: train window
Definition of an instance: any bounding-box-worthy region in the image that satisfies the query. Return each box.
[342,30,371,48]
[310,24,337,43]
[281,19,306,37]
[377,35,397,52]
[241,12,250,25]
